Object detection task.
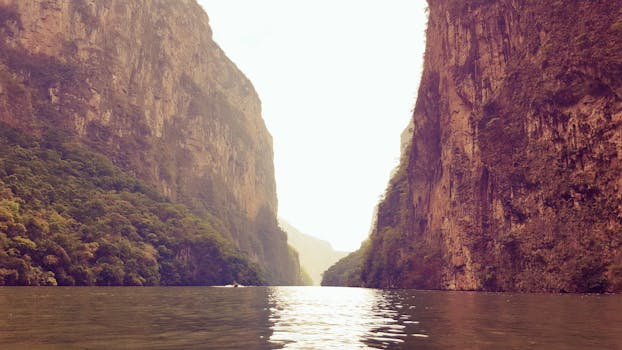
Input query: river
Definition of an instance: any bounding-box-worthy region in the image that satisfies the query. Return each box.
[0,286,620,349]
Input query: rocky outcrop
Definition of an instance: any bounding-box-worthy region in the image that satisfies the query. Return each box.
[330,0,622,292]
[0,0,301,284]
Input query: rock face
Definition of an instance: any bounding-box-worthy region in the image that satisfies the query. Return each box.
[0,0,300,284]
[329,0,622,292]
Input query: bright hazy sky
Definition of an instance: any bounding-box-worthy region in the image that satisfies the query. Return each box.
[198,1,428,251]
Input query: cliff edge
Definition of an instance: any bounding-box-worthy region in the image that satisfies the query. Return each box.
[0,0,301,285]
[326,0,622,292]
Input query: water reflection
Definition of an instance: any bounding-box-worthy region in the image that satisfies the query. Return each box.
[405,291,622,350]
[0,287,275,350]
[1,287,621,349]
[266,288,622,349]
[267,287,422,349]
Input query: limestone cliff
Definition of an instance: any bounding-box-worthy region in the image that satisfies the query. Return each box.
[0,0,300,284]
[328,0,622,292]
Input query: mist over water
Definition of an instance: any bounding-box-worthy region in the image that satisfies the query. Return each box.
[1,287,620,349]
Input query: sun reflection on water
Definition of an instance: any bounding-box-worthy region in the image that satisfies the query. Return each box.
[267,287,424,349]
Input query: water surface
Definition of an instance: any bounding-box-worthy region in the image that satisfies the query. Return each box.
[0,286,620,349]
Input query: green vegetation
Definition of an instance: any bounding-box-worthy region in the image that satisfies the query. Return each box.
[321,241,368,287]
[0,125,262,286]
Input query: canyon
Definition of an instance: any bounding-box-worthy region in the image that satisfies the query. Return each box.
[325,0,622,292]
[0,0,301,285]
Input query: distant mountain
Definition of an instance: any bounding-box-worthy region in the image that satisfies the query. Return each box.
[279,219,349,285]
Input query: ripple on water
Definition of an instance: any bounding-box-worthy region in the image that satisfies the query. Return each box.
[267,287,425,349]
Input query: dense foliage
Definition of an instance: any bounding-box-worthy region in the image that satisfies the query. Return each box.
[321,241,368,287]
[0,125,263,286]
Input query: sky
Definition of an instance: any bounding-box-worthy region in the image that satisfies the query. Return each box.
[198,0,428,251]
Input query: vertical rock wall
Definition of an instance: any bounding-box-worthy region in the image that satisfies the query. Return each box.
[360,0,622,292]
[0,0,300,284]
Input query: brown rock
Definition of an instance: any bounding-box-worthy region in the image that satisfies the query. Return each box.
[337,0,622,293]
[0,0,300,284]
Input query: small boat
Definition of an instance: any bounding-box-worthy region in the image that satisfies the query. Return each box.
[220,282,243,288]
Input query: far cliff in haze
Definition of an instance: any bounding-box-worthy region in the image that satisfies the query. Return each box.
[279,219,348,285]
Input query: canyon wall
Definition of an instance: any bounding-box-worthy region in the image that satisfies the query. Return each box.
[0,0,300,284]
[327,0,622,292]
